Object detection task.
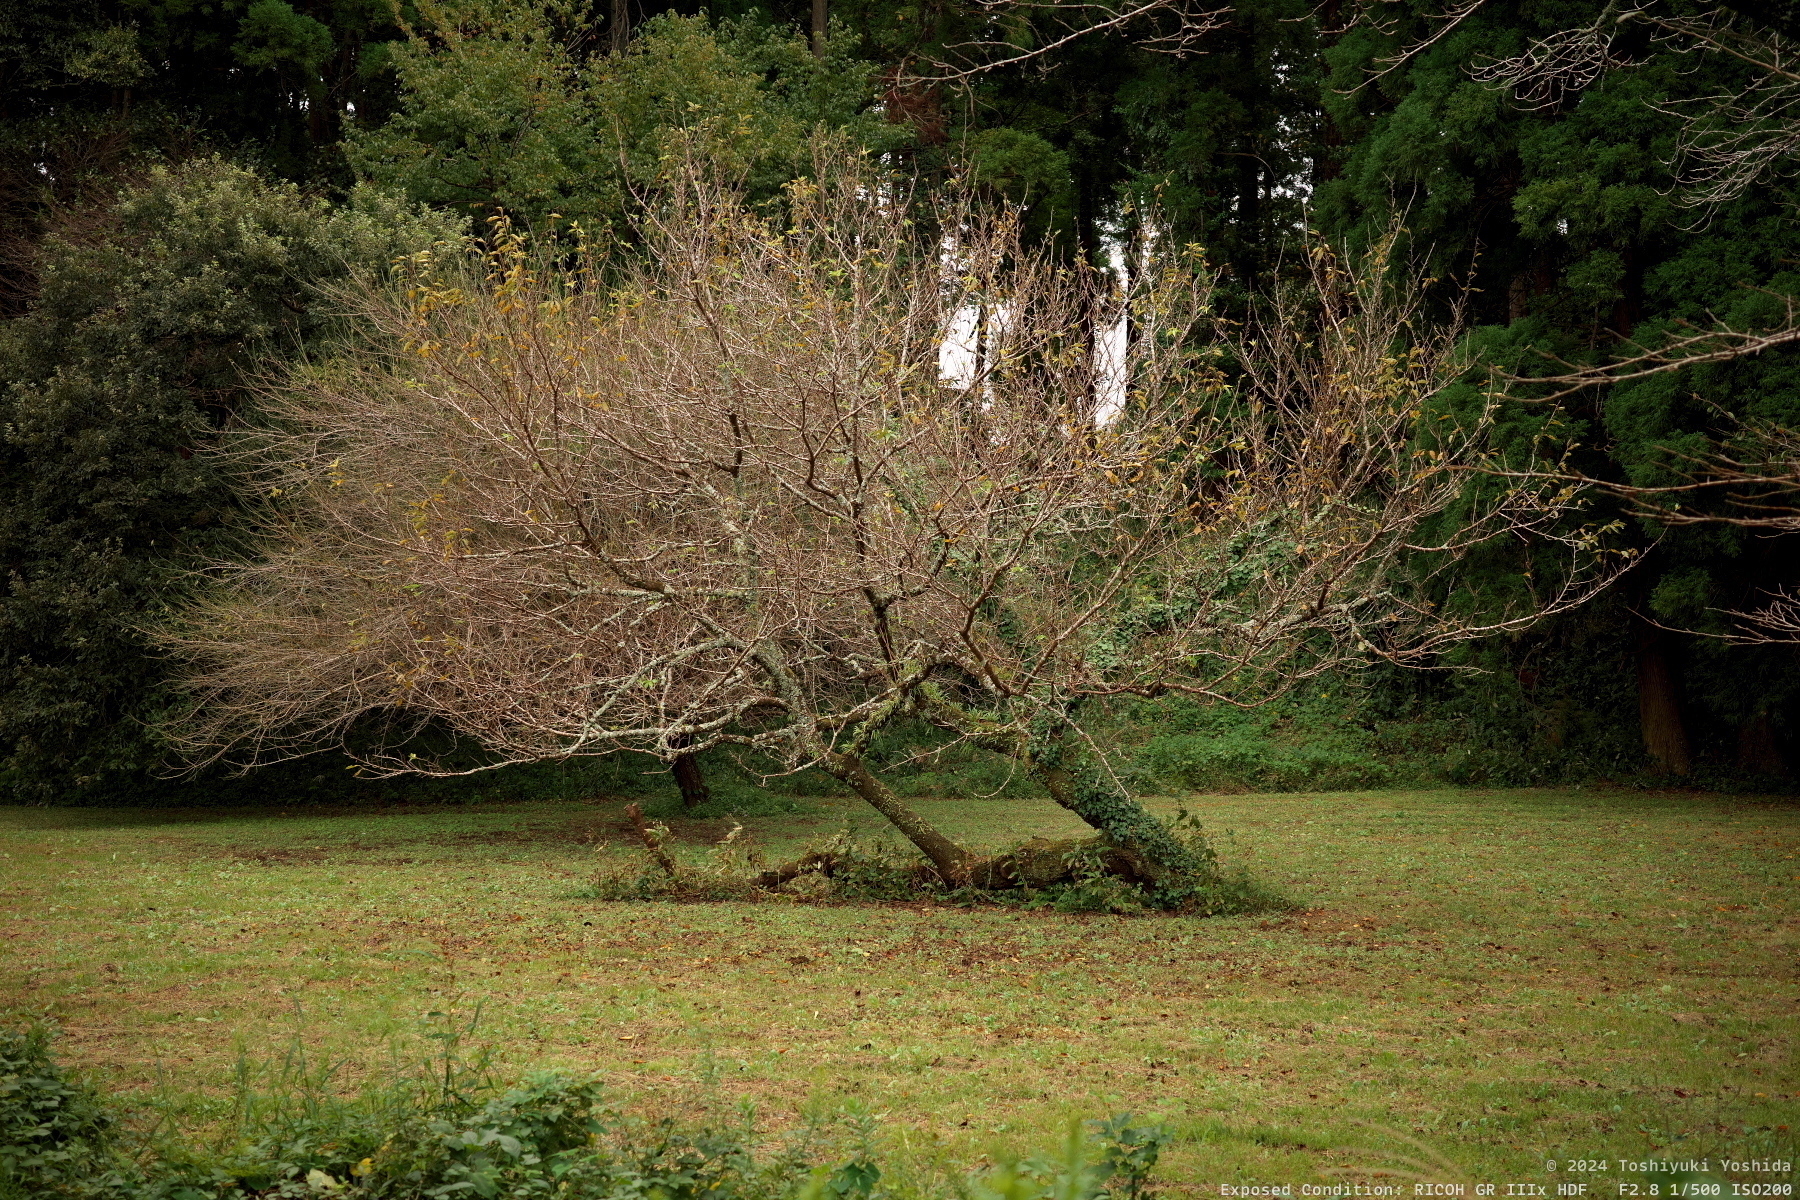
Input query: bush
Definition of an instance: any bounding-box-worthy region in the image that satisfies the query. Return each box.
[1134,728,1395,793]
[1112,695,1396,795]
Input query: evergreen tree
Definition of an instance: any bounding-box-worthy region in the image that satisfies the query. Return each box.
[0,160,458,799]
[349,4,902,232]
[0,0,416,257]
[1315,0,1800,778]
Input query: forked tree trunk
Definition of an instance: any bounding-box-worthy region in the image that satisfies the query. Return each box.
[1635,623,1691,776]
[801,686,1207,891]
[807,747,1183,892]
[913,687,1213,885]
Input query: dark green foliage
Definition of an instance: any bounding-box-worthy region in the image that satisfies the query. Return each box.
[1306,0,1800,778]
[1122,695,1398,793]
[1111,0,1320,288]
[0,1024,1168,1199]
[0,0,415,247]
[350,7,902,233]
[0,1025,119,1198]
[0,160,458,802]
[1135,730,1392,792]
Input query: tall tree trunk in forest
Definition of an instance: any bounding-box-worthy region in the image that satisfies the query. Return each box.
[1608,245,1643,340]
[1507,245,1556,323]
[1232,23,1264,287]
[1635,622,1692,775]
[811,0,826,57]
[1075,166,1103,270]
[1736,712,1788,776]
[611,0,629,56]
[305,72,341,160]
[1074,169,1104,418]
[1312,0,1344,190]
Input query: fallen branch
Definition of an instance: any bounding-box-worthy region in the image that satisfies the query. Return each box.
[752,850,842,890]
[964,837,1159,889]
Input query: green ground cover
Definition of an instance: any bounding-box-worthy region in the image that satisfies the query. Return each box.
[2,788,1795,1193]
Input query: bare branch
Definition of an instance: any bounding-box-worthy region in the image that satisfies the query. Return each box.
[1502,291,1800,402]
[905,0,1231,83]
[1471,6,1639,109]
[1340,0,1491,94]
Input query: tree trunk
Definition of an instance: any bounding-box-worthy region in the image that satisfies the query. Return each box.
[965,837,1154,889]
[811,0,827,57]
[671,751,711,810]
[611,0,630,56]
[820,750,975,881]
[912,687,1212,885]
[1030,754,1214,884]
[1737,712,1788,777]
[1635,623,1691,776]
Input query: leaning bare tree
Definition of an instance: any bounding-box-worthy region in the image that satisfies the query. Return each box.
[160,149,1618,896]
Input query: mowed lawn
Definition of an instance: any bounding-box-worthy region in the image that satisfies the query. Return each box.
[2,787,1796,1192]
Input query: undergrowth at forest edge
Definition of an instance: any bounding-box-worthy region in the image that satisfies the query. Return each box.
[0,1023,1167,1199]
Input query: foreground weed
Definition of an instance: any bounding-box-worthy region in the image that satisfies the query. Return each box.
[1,1024,1172,1199]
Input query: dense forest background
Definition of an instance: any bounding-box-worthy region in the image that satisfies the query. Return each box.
[4,0,1798,805]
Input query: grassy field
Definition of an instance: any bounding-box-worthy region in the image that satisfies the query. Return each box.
[2,786,1796,1193]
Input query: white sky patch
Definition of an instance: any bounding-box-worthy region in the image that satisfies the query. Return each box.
[938,297,980,386]
[938,237,1131,425]
[1093,236,1130,426]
